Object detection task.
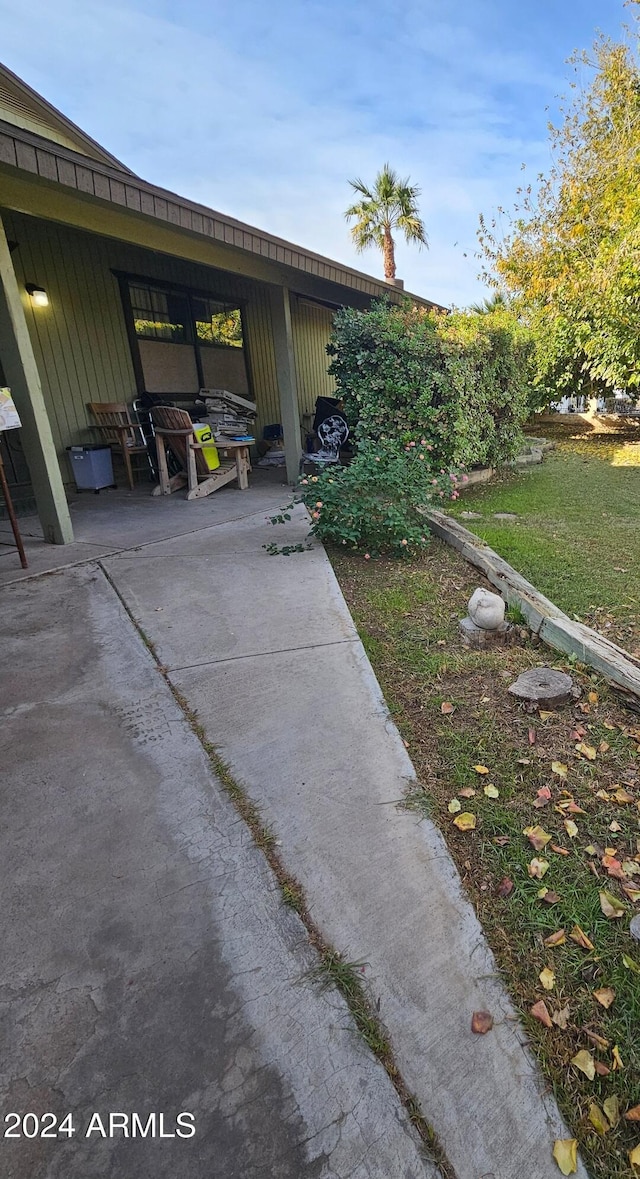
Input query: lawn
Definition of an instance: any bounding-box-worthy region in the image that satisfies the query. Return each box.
[446,418,640,655]
[331,538,640,1179]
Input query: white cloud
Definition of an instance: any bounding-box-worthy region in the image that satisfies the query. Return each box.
[0,0,626,306]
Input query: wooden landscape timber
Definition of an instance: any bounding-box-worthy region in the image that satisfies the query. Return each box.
[425,508,640,702]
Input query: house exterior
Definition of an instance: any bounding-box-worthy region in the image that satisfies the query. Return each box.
[0,62,438,544]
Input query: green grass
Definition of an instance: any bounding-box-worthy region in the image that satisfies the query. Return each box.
[448,425,640,651]
[332,540,640,1179]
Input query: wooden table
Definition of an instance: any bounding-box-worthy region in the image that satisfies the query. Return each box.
[214,438,252,491]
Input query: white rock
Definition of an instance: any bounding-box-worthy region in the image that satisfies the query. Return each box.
[468,587,505,631]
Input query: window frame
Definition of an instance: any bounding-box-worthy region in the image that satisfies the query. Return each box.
[114,270,253,398]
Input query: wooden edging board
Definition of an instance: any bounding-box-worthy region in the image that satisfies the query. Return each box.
[424,508,640,701]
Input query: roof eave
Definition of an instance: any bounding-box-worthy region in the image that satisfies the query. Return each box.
[0,118,445,310]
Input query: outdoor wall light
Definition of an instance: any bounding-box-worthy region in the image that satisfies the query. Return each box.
[25,283,49,308]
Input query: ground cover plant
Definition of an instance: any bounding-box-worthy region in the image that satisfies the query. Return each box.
[332,540,640,1178]
[447,418,640,654]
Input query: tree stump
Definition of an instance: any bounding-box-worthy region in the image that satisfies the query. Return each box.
[508,668,575,708]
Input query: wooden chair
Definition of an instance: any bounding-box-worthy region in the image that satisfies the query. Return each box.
[88,402,150,490]
[150,406,252,499]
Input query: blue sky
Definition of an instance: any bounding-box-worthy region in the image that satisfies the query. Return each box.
[0,0,630,305]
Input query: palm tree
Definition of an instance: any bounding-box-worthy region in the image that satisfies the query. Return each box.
[345,164,428,282]
[469,291,508,314]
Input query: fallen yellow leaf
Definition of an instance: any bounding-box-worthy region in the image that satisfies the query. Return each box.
[524,824,553,851]
[528,857,550,879]
[544,929,566,947]
[612,1044,624,1070]
[569,925,594,951]
[603,1095,620,1127]
[623,953,640,975]
[483,783,499,798]
[564,819,579,839]
[588,691,599,704]
[593,987,615,1009]
[539,967,555,990]
[600,890,625,919]
[448,799,461,813]
[629,1143,640,1168]
[614,787,635,803]
[553,1138,578,1175]
[572,1049,596,1080]
[588,1102,609,1135]
[473,764,490,775]
[552,761,568,778]
[575,742,597,760]
[539,710,555,721]
[453,812,476,831]
[552,1003,570,1029]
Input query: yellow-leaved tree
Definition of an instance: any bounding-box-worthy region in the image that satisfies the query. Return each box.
[479,15,640,400]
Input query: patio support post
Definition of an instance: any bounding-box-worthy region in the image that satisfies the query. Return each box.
[269,285,301,484]
[0,215,72,544]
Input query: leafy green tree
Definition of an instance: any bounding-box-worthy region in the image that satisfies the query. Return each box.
[479,23,640,394]
[345,164,428,281]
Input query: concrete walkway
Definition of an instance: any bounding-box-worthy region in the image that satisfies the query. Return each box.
[1,560,433,1179]
[1,479,588,1178]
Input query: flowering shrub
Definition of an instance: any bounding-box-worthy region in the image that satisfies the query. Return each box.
[268,438,466,556]
[326,298,534,470]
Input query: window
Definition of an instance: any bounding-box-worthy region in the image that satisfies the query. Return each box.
[123,277,251,398]
[130,283,190,343]
[192,298,244,348]
[129,284,244,348]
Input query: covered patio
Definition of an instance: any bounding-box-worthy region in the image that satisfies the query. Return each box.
[0,62,438,550]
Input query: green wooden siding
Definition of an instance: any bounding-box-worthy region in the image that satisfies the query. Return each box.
[2,212,342,469]
[291,297,336,419]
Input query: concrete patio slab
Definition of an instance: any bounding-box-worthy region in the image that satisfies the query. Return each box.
[0,471,291,587]
[0,534,120,580]
[102,508,355,667]
[105,517,589,1179]
[0,565,435,1179]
